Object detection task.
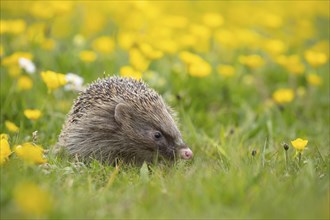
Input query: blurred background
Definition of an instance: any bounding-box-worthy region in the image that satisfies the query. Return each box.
[1,0,329,142]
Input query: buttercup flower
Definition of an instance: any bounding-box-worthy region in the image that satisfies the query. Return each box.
[14,182,53,215]
[24,109,42,120]
[129,48,150,71]
[307,73,322,86]
[5,120,19,133]
[120,66,142,80]
[239,55,264,69]
[0,19,26,35]
[0,134,9,140]
[304,50,328,68]
[139,43,163,60]
[202,13,224,28]
[118,31,136,50]
[291,138,308,152]
[0,134,12,165]
[215,29,236,48]
[188,60,212,78]
[262,13,282,28]
[264,39,286,55]
[79,50,97,63]
[276,54,305,75]
[0,44,4,56]
[179,51,212,77]
[272,88,294,104]
[179,51,202,64]
[8,65,21,77]
[189,24,211,52]
[155,39,178,54]
[217,65,235,78]
[41,70,67,92]
[17,76,33,90]
[92,36,115,54]
[41,38,56,51]
[1,52,33,66]
[14,142,47,164]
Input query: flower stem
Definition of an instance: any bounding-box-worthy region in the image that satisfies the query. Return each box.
[285,150,288,169]
[298,152,302,166]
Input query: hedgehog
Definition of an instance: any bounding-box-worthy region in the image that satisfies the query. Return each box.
[55,76,193,165]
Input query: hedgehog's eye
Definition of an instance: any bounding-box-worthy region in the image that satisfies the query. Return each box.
[154,131,162,140]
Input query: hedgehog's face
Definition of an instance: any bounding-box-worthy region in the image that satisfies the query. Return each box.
[114,102,193,162]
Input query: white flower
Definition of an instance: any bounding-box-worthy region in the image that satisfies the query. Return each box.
[18,57,36,74]
[73,34,86,47]
[65,73,84,91]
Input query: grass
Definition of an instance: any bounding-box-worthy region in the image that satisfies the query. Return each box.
[1,67,329,219]
[1,1,329,219]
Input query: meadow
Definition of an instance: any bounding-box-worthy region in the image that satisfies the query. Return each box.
[0,1,329,219]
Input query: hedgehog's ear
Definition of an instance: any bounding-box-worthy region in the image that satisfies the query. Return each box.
[114,103,130,125]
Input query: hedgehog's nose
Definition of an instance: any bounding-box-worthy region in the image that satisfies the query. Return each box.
[178,148,193,160]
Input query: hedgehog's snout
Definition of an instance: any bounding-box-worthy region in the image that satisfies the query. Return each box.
[178,147,193,160]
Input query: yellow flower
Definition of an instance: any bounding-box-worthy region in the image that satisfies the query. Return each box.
[202,13,224,28]
[5,120,19,133]
[41,70,67,92]
[120,66,142,80]
[129,48,150,71]
[81,10,106,36]
[189,24,211,52]
[272,88,295,104]
[139,43,163,60]
[14,182,53,216]
[0,19,26,35]
[179,51,202,64]
[276,55,305,75]
[1,52,33,67]
[161,15,188,29]
[215,29,236,48]
[41,38,56,51]
[262,13,283,28]
[8,65,21,77]
[27,22,46,44]
[189,60,212,78]
[291,138,308,151]
[17,76,33,90]
[239,55,264,69]
[14,143,47,164]
[304,50,328,68]
[235,28,261,48]
[79,50,97,63]
[179,51,212,77]
[118,31,136,50]
[24,109,42,120]
[217,65,235,78]
[263,39,286,55]
[307,73,322,86]
[178,34,197,48]
[0,44,4,56]
[0,133,9,140]
[0,134,12,165]
[92,36,115,54]
[155,39,178,54]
